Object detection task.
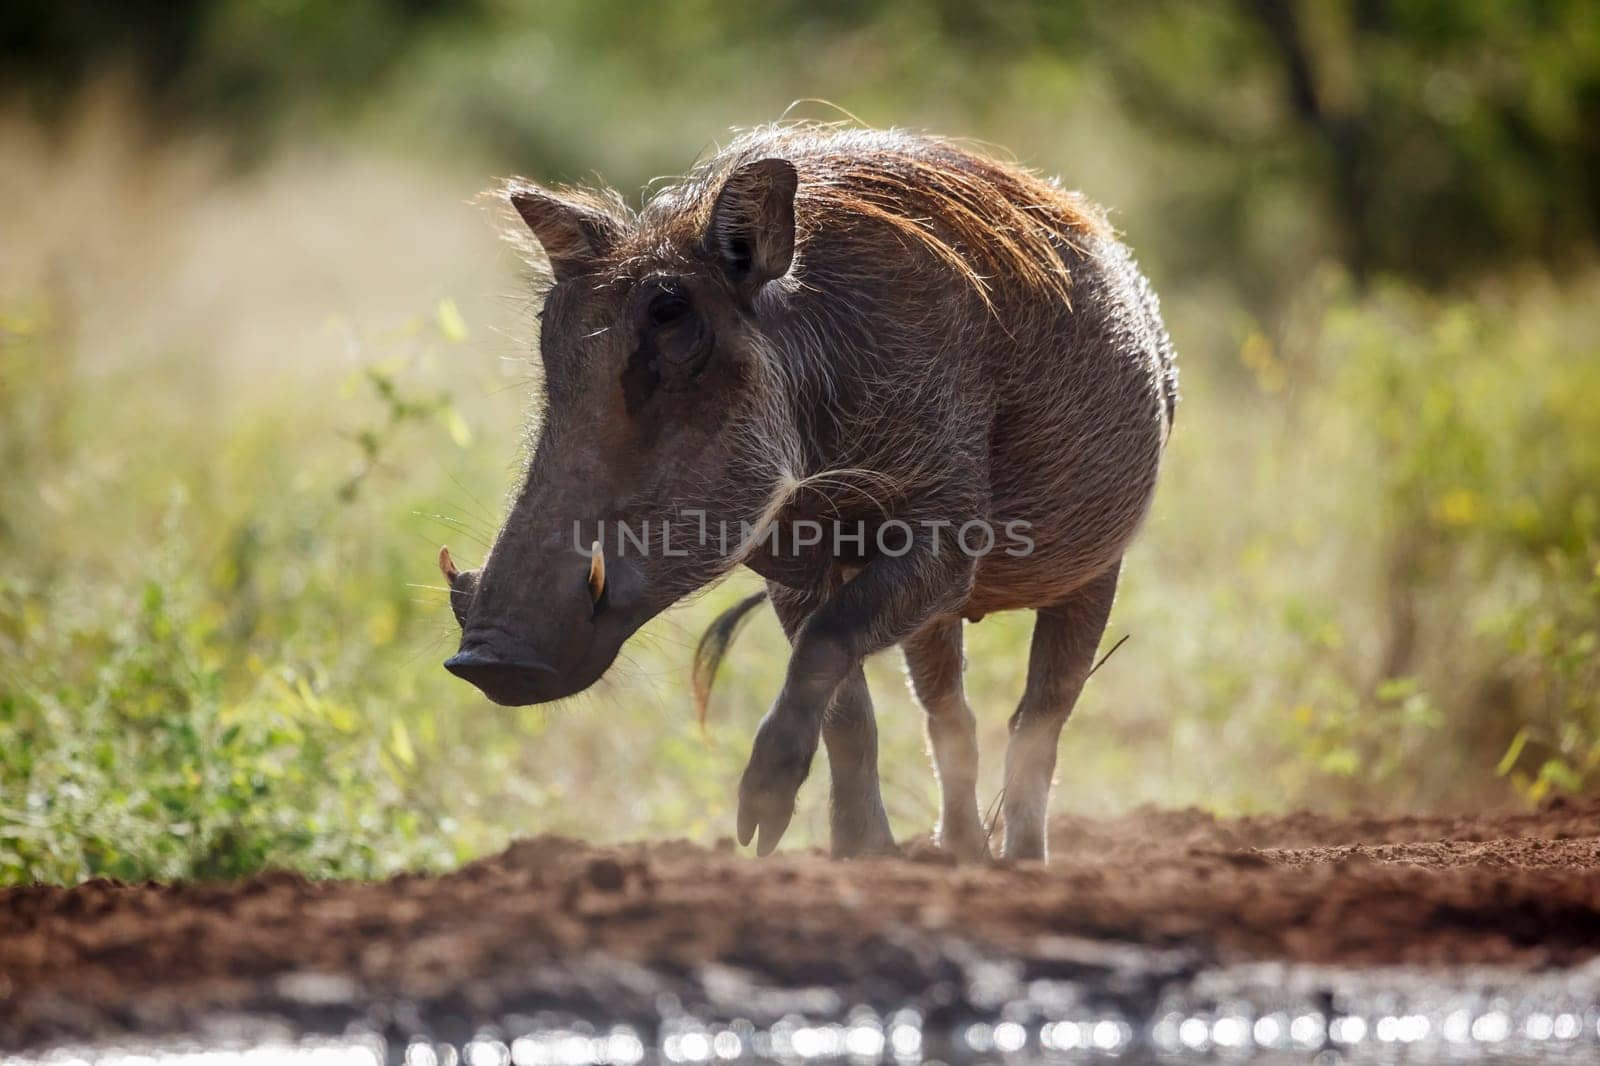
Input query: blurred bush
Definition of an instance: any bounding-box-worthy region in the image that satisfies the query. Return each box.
[1075,273,1600,813]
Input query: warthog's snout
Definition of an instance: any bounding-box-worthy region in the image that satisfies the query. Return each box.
[443,638,557,706]
[439,545,562,704]
[437,542,633,706]
[439,545,553,703]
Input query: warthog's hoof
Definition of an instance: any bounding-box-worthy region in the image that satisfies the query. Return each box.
[830,804,898,859]
[737,711,818,856]
[935,815,992,863]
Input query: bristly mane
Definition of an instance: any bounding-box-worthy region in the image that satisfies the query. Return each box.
[508,123,1112,309]
[661,124,1110,308]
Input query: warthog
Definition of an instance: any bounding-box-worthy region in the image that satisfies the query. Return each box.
[441,123,1176,861]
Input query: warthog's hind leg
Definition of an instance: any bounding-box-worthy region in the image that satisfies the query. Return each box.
[1000,560,1121,861]
[902,616,989,861]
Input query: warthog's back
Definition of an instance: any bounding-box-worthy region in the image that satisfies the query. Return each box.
[648,125,1178,613]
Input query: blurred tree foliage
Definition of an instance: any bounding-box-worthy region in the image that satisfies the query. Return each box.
[0,0,479,140]
[3,0,1596,287]
[1090,1,1600,284]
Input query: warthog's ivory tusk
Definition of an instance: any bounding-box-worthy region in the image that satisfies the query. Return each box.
[587,540,605,604]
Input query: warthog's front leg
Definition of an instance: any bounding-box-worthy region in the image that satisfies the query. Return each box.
[766,583,896,857]
[737,541,978,855]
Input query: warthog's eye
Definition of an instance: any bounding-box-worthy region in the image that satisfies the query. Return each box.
[623,277,712,414]
[647,290,690,327]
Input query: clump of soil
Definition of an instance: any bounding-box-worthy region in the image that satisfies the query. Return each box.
[2,799,1598,1048]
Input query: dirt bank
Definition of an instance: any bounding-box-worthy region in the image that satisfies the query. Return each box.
[3,800,1598,1049]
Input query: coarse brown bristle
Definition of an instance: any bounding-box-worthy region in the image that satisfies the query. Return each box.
[664,124,1108,306]
[506,123,1111,307]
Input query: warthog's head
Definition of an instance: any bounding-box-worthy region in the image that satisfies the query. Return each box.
[442,157,803,705]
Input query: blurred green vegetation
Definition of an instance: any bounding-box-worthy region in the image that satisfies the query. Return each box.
[0,1,1597,883]
[6,1,1598,292]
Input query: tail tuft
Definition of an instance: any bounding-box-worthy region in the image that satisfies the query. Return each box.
[691,590,769,730]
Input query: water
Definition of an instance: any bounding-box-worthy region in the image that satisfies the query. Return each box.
[8,954,1600,1064]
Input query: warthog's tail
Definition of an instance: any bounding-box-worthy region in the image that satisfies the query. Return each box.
[692,590,770,729]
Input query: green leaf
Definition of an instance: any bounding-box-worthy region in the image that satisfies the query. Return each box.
[444,406,473,448]
[435,298,468,344]
[1320,747,1360,776]
[1537,759,1584,794]
[390,719,415,768]
[1495,728,1530,777]
[1376,677,1417,701]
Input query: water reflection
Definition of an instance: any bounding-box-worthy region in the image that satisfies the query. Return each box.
[10,960,1600,1064]
[8,1040,384,1066]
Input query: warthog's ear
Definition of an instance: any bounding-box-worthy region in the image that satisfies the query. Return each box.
[508,184,619,283]
[707,158,798,299]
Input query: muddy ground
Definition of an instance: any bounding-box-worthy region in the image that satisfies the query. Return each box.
[3,799,1599,1049]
